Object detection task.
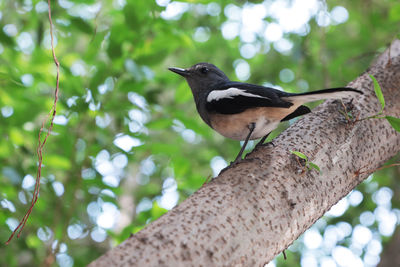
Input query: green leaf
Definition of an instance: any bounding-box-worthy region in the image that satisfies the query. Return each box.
[146,118,173,130]
[385,116,400,132]
[45,155,72,170]
[175,82,192,104]
[0,72,25,86]
[9,128,26,146]
[290,150,308,160]
[0,30,14,45]
[389,3,400,21]
[26,234,41,248]
[309,162,321,172]
[151,202,168,220]
[369,75,385,112]
[71,18,93,34]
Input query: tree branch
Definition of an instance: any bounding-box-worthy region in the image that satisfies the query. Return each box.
[89,40,400,266]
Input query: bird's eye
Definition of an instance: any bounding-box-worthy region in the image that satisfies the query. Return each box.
[200,66,209,74]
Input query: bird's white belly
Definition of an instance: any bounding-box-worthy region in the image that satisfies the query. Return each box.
[209,108,283,141]
[250,117,280,140]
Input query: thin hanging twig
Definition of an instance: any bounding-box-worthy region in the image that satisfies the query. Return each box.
[6,0,60,244]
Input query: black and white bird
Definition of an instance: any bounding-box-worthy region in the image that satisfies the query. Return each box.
[169,63,362,165]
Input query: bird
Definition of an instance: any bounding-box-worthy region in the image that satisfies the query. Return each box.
[169,62,362,167]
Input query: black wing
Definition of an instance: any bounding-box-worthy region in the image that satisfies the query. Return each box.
[205,81,294,114]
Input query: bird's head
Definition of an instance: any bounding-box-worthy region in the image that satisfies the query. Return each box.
[169,63,230,93]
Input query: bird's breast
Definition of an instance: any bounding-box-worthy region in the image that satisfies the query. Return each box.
[209,107,288,141]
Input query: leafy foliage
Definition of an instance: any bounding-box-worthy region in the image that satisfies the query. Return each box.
[0,0,399,267]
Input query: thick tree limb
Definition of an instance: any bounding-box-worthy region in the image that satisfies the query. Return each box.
[89,41,400,267]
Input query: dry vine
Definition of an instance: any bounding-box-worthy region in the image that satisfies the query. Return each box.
[6,0,60,244]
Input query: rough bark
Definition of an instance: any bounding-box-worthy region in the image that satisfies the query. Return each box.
[89,41,400,267]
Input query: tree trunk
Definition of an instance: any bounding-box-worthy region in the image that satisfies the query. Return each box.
[89,41,400,267]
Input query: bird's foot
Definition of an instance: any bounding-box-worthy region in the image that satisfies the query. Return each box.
[219,158,243,175]
[219,123,256,175]
[251,133,273,151]
[254,140,275,150]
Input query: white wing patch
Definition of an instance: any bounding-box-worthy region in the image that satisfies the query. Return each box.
[207,88,269,103]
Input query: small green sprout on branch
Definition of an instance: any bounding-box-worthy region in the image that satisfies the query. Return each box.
[290,76,400,178]
[290,150,321,173]
[371,75,385,114]
[360,75,400,132]
[386,116,400,132]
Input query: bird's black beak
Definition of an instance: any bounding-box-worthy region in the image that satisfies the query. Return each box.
[168,67,189,77]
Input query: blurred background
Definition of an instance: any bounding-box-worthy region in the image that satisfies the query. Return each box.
[0,0,399,266]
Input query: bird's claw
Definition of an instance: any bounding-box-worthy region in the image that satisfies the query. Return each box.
[254,141,275,150]
[219,159,243,174]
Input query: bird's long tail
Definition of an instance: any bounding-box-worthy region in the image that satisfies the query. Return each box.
[282,87,363,104]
